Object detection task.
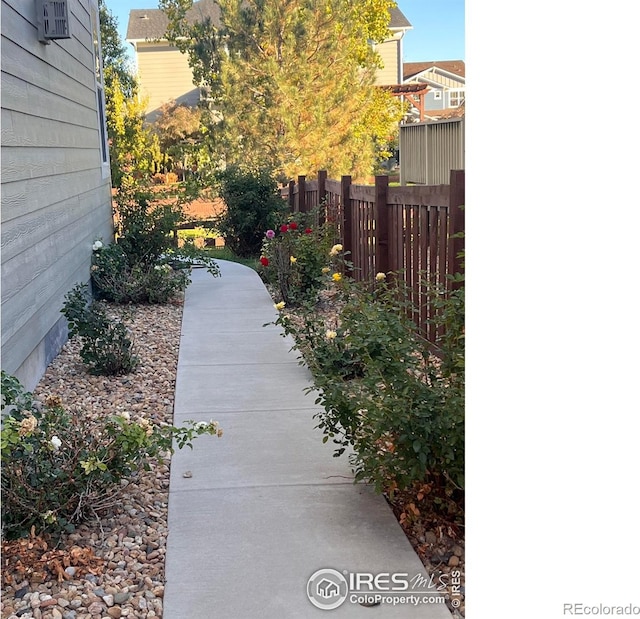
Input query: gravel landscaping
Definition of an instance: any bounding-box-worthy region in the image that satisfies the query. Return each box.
[1,301,183,619]
[1,286,464,618]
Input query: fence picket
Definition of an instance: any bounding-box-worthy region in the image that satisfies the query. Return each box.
[281,170,464,346]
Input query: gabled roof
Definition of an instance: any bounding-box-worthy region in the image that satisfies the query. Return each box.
[403,60,465,81]
[389,7,412,30]
[127,0,221,41]
[127,1,411,42]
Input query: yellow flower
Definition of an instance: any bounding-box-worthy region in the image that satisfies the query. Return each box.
[332,273,342,282]
[289,256,297,264]
[274,301,286,311]
[19,414,38,437]
[139,418,153,436]
[321,267,330,274]
[325,330,337,340]
[329,244,343,256]
[375,272,386,281]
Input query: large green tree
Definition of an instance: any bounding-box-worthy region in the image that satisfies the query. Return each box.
[99,0,160,185]
[160,0,404,180]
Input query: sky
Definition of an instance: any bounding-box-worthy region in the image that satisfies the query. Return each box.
[105,0,465,65]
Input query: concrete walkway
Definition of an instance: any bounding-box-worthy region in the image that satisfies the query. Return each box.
[164,260,453,618]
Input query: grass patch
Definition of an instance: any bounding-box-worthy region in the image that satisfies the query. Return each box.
[205,246,260,270]
[177,227,218,241]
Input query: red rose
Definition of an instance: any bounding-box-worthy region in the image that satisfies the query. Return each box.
[305,228,312,234]
[280,224,288,233]
[289,221,298,230]
[260,256,269,266]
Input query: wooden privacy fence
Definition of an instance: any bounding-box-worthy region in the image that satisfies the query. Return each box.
[281,170,465,344]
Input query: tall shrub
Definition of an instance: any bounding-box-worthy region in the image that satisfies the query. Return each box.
[214,166,287,258]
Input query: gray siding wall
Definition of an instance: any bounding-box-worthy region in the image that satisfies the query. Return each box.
[424,90,445,111]
[1,0,114,390]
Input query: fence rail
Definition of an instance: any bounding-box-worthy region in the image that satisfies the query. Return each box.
[281,170,464,345]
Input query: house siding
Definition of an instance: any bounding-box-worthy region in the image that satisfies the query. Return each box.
[375,38,401,85]
[135,42,200,118]
[1,0,113,390]
[423,71,463,89]
[424,90,445,111]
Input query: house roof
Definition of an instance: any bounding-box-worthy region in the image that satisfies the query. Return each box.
[126,0,222,41]
[403,60,465,81]
[389,7,412,30]
[424,103,465,120]
[127,1,410,41]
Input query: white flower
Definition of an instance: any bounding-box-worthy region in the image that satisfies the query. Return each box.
[194,421,209,430]
[139,418,153,436]
[50,435,62,450]
[375,272,386,281]
[92,240,103,251]
[119,411,131,422]
[325,330,337,340]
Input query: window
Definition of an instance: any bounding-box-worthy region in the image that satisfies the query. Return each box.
[90,2,110,175]
[448,89,465,108]
[433,91,442,101]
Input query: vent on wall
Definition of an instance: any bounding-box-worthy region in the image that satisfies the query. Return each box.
[37,0,71,43]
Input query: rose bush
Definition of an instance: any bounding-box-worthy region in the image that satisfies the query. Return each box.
[271,244,465,506]
[1,371,222,539]
[258,209,337,306]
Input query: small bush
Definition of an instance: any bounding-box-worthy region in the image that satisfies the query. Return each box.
[258,208,338,306]
[214,166,287,258]
[61,283,138,375]
[91,243,191,304]
[1,371,222,539]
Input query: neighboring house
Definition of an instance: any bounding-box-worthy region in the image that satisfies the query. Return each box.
[126,1,222,120]
[126,0,412,119]
[1,0,114,390]
[402,60,465,121]
[374,6,412,86]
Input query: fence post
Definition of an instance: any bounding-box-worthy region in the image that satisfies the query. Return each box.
[375,175,390,276]
[341,175,352,272]
[318,170,327,225]
[288,180,295,212]
[298,175,307,213]
[447,169,465,289]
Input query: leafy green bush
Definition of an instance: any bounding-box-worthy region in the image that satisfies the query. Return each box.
[92,173,220,304]
[113,174,186,267]
[91,243,191,304]
[273,262,465,499]
[213,166,287,258]
[61,283,138,376]
[258,209,337,305]
[1,371,222,539]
